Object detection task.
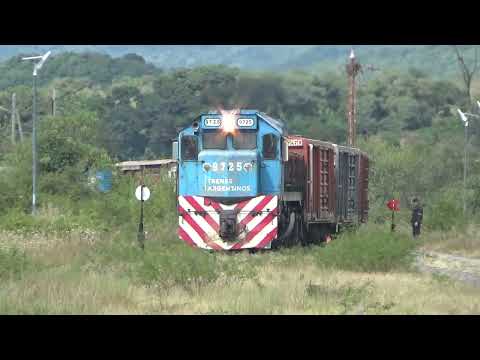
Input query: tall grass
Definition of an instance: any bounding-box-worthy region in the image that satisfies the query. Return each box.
[0,247,37,281]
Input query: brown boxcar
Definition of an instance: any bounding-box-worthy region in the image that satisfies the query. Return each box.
[286,136,336,224]
[285,136,369,239]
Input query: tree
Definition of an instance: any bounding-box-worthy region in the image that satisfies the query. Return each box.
[452,45,479,110]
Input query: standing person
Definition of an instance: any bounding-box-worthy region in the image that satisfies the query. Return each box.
[411,198,423,238]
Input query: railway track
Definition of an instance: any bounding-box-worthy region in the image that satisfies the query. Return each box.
[414,251,480,288]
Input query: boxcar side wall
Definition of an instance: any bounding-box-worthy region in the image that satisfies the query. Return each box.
[335,147,359,224]
[309,143,335,222]
[286,137,336,225]
[358,153,369,223]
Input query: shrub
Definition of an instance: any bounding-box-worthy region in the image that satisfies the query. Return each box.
[311,226,417,273]
[426,187,468,232]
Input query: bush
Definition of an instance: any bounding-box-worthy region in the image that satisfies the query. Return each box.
[91,234,216,289]
[311,226,417,273]
[0,247,41,281]
[86,218,258,290]
[426,187,468,232]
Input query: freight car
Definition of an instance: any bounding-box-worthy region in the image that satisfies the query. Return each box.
[173,109,369,251]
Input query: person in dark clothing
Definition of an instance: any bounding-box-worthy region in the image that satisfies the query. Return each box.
[411,198,423,238]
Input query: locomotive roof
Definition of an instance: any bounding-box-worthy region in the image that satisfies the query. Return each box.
[257,112,285,133]
[178,110,286,134]
[205,109,285,132]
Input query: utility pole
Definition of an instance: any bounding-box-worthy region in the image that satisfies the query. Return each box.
[11,93,16,145]
[346,49,362,147]
[32,73,37,214]
[22,50,51,215]
[464,121,468,215]
[457,107,480,216]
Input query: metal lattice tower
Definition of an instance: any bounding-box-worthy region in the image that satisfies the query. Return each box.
[346,49,362,147]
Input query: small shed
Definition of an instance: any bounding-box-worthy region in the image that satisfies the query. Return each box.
[115,159,177,180]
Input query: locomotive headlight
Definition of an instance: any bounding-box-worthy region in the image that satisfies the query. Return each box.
[220,109,237,134]
[203,163,211,172]
[244,162,253,171]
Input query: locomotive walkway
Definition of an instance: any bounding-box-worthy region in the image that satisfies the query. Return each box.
[415,251,480,288]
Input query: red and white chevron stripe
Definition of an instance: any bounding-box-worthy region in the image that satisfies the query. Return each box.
[178,195,278,250]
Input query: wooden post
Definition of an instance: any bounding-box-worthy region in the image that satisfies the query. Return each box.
[16,110,24,143]
[391,210,396,232]
[52,88,56,116]
[11,93,16,145]
[137,166,145,250]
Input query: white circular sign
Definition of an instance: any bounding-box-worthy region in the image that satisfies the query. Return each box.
[135,186,151,201]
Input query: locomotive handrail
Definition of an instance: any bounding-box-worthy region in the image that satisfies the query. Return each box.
[180,209,276,215]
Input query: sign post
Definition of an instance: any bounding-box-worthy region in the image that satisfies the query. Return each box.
[387,199,400,232]
[135,166,151,250]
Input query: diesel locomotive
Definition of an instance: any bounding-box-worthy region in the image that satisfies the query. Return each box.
[173,109,369,251]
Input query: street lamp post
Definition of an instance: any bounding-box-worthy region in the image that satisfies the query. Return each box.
[21,51,51,215]
[457,106,480,216]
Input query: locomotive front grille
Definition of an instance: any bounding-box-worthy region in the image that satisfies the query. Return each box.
[219,209,238,240]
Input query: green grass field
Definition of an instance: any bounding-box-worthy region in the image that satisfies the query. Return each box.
[1,220,480,315]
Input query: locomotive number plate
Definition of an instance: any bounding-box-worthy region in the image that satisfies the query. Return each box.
[204,118,222,127]
[237,118,254,127]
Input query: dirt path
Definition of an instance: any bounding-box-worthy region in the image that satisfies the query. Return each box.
[415,251,480,288]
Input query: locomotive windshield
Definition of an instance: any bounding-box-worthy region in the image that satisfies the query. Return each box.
[263,134,278,159]
[233,131,257,150]
[203,132,227,149]
[181,135,198,160]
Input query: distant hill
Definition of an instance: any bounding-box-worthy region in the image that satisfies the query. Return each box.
[0,51,159,90]
[0,45,480,89]
[0,45,476,80]
[0,45,312,69]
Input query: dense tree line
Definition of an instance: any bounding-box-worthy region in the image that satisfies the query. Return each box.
[93,65,469,160]
[0,59,472,161]
[1,53,480,225]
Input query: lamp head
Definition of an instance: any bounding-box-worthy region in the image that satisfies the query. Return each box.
[23,51,51,76]
[457,108,468,124]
